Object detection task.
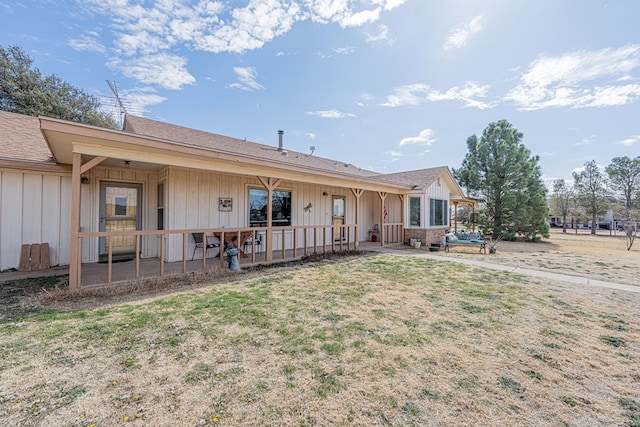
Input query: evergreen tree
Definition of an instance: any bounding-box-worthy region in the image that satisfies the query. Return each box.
[605,156,640,219]
[0,45,118,129]
[453,120,549,241]
[573,160,609,235]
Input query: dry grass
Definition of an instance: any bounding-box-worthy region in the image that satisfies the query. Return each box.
[1,233,639,426]
[437,229,640,286]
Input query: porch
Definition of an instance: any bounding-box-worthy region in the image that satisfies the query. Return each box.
[76,223,404,287]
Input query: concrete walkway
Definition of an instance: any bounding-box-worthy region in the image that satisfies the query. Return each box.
[370,246,640,294]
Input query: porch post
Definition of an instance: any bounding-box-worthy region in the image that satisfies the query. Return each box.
[69,152,82,290]
[377,192,388,246]
[454,201,459,231]
[398,194,405,244]
[350,188,364,247]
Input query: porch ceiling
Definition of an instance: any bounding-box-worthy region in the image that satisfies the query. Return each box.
[41,117,410,193]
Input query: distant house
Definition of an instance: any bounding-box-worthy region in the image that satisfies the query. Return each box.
[0,110,472,288]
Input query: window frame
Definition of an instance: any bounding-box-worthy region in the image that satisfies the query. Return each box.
[248,187,292,227]
[429,198,449,227]
[408,196,421,227]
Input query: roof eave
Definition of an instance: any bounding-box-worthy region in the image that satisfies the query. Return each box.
[39,117,410,193]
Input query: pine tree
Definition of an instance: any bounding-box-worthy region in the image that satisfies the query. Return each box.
[453,120,549,241]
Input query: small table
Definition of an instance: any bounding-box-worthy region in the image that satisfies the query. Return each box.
[214,231,253,258]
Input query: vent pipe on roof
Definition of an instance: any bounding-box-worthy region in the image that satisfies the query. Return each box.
[278,130,284,151]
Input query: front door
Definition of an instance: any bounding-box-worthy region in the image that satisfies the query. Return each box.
[332,196,345,241]
[99,182,142,261]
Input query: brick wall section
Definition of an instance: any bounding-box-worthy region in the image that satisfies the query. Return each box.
[404,228,447,246]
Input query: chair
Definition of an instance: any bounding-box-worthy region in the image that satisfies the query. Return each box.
[191,233,220,260]
[244,232,263,254]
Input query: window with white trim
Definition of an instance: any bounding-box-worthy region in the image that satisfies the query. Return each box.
[429,198,448,227]
[409,197,421,227]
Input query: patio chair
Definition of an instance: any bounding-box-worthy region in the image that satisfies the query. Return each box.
[244,232,263,253]
[191,232,220,260]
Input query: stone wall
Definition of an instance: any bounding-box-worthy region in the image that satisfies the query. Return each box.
[404,228,447,246]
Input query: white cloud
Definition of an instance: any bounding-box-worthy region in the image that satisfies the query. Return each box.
[306,110,357,119]
[305,132,317,140]
[382,83,430,107]
[108,53,195,90]
[399,129,436,147]
[365,24,394,45]
[228,66,265,92]
[504,44,640,110]
[619,135,640,147]
[334,46,355,55]
[67,33,106,53]
[338,8,381,27]
[76,0,405,89]
[101,85,166,119]
[382,81,492,109]
[385,150,403,162]
[443,15,484,51]
[574,136,595,146]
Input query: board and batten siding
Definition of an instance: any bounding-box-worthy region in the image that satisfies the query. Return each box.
[0,169,71,270]
[425,178,452,227]
[163,167,365,262]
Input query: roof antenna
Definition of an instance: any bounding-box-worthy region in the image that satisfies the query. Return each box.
[309,145,315,156]
[106,80,126,129]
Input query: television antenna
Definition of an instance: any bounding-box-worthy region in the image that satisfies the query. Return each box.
[106,80,127,128]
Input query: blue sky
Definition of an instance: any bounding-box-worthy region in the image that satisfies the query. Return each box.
[2,0,639,184]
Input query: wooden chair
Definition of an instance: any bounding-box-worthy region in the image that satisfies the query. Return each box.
[192,233,220,260]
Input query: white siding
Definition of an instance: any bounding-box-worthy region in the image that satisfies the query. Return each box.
[163,167,371,261]
[425,178,453,228]
[0,169,71,270]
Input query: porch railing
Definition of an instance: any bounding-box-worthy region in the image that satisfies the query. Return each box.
[381,223,404,245]
[75,224,361,288]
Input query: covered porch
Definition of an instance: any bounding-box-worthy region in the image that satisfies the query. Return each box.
[40,117,408,289]
[75,227,401,287]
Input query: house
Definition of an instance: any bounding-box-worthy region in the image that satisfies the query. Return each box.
[0,110,472,288]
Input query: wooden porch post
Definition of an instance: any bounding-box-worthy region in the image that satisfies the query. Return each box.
[69,152,82,290]
[258,176,281,262]
[398,194,405,244]
[454,201,459,231]
[350,188,364,247]
[377,191,388,246]
[69,154,108,290]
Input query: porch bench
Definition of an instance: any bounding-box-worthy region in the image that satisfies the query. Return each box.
[445,231,486,254]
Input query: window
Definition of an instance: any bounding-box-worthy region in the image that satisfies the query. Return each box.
[429,198,448,227]
[157,182,164,230]
[409,197,421,227]
[249,188,291,227]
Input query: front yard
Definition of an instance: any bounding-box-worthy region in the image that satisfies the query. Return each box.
[0,233,639,426]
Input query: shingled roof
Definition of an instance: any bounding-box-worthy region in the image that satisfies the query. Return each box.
[124,115,380,179]
[1,111,460,193]
[0,111,55,164]
[370,166,451,190]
